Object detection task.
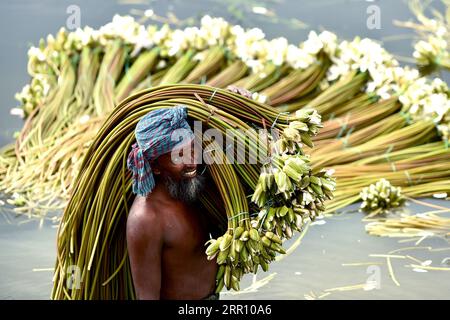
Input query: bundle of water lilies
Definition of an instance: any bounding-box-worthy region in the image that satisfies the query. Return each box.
[359,178,405,217]
[1,14,449,219]
[396,0,450,74]
[365,210,450,239]
[50,84,335,298]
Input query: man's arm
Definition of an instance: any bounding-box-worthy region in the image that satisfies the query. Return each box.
[126,205,163,300]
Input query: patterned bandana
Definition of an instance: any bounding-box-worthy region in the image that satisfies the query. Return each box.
[127,105,194,196]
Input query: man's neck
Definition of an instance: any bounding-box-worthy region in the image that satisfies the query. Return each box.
[147,182,185,205]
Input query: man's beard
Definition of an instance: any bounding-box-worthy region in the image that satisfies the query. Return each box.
[163,175,205,202]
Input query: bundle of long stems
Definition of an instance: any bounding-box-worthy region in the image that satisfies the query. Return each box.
[312,120,437,168]
[158,50,198,84]
[312,113,407,153]
[365,211,450,238]
[51,84,329,299]
[312,97,400,141]
[93,40,128,116]
[114,47,160,102]
[129,65,171,94]
[395,0,450,74]
[322,142,450,213]
[261,54,330,105]
[0,15,448,228]
[232,63,289,92]
[207,60,249,88]
[304,71,369,117]
[184,46,226,83]
[2,30,244,211]
[21,53,76,149]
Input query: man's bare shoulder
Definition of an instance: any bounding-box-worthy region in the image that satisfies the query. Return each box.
[127,196,164,240]
[129,195,158,215]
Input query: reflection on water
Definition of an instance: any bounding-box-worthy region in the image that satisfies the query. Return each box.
[0,0,449,299]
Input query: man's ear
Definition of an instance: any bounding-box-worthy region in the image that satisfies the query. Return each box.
[151,160,161,175]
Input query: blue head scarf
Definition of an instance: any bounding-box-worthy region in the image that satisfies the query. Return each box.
[127,105,194,196]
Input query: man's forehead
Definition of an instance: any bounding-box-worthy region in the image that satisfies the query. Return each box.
[166,138,195,154]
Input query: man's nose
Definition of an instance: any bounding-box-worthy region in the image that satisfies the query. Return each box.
[189,142,200,165]
[185,163,197,171]
[184,151,197,167]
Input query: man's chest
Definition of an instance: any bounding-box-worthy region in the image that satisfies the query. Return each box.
[163,207,210,250]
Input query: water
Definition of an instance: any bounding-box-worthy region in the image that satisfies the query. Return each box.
[222,201,450,300]
[0,209,57,300]
[0,198,449,299]
[0,0,449,299]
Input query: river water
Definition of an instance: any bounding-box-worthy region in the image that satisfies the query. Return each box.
[0,0,449,299]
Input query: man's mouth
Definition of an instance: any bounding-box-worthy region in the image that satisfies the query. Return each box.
[182,169,197,178]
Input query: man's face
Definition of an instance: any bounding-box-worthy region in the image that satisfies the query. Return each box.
[154,139,205,202]
[155,139,198,181]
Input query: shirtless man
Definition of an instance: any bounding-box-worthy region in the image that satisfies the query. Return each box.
[126,106,218,300]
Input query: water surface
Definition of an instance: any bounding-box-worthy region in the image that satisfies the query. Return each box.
[0,0,449,299]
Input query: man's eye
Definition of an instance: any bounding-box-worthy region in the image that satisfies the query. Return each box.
[172,157,182,164]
